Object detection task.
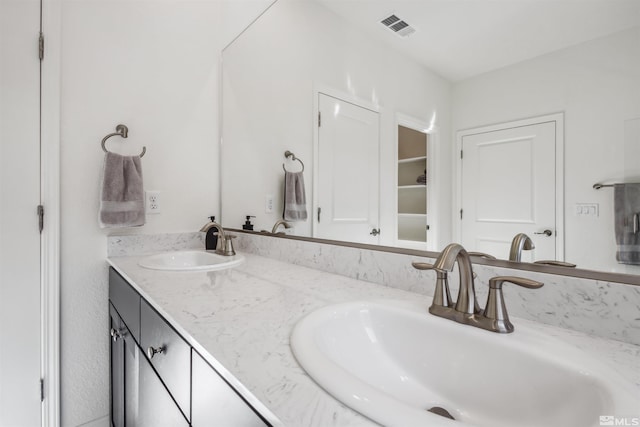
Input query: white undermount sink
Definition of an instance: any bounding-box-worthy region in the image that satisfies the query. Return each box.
[290,300,639,427]
[138,250,244,272]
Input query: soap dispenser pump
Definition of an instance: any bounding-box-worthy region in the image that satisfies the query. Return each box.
[242,215,256,230]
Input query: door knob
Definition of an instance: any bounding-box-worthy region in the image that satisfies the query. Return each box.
[370,228,380,236]
[110,327,126,342]
[147,346,165,359]
[534,229,553,237]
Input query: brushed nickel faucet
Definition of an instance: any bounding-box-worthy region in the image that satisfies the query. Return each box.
[509,233,535,261]
[200,219,236,256]
[271,220,293,234]
[413,243,543,333]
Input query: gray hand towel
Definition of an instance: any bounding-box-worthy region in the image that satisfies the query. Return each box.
[283,171,307,221]
[99,152,145,228]
[614,183,640,265]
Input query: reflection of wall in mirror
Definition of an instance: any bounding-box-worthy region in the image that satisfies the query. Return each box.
[221,0,451,247]
[452,27,640,273]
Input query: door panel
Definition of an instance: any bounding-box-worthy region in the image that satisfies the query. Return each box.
[140,299,191,420]
[461,121,556,261]
[110,305,125,427]
[0,0,42,424]
[316,93,380,244]
[137,345,189,427]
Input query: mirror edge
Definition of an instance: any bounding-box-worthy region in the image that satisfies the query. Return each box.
[229,229,640,286]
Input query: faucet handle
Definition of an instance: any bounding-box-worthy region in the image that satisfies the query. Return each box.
[489,276,543,290]
[468,252,497,260]
[483,276,543,333]
[533,260,577,268]
[412,262,453,308]
[216,233,236,256]
[411,262,446,272]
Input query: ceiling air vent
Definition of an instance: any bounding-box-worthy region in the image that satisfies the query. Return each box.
[380,14,416,38]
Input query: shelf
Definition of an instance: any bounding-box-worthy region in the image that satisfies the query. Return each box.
[398,156,426,164]
[398,213,427,217]
[398,185,426,190]
[398,214,427,242]
[398,189,426,214]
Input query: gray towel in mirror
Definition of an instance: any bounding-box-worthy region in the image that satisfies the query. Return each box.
[614,183,640,265]
[99,152,145,228]
[284,171,307,221]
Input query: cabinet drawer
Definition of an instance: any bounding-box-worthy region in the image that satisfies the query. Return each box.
[109,267,140,343]
[192,351,269,427]
[140,299,191,420]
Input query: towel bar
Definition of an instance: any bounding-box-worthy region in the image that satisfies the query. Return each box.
[101,124,146,157]
[283,150,304,172]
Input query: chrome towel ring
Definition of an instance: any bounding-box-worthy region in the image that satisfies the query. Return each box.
[101,124,146,157]
[282,150,304,172]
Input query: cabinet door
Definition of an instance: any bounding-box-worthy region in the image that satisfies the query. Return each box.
[192,351,269,427]
[140,299,191,419]
[123,325,139,426]
[137,345,190,427]
[109,304,125,427]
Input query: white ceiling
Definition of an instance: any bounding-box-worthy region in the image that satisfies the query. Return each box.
[316,0,640,81]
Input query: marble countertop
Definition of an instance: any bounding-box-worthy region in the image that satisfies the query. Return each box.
[108,252,640,427]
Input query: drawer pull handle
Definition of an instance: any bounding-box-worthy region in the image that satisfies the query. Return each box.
[110,327,126,342]
[147,346,165,359]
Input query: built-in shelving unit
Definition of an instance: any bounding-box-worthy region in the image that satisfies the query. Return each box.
[397,125,428,245]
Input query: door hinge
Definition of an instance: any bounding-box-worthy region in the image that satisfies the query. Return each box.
[40,378,44,402]
[38,205,44,233]
[38,32,44,61]
[317,207,321,222]
[318,111,321,127]
[460,150,463,159]
[460,209,463,220]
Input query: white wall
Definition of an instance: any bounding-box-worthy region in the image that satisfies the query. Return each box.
[222,0,452,247]
[60,1,221,425]
[452,28,640,273]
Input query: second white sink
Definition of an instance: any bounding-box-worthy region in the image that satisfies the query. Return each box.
[291,300,639,427]
[138,250,244,272]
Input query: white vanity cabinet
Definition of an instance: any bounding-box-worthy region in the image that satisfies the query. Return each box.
[109,267,270,427]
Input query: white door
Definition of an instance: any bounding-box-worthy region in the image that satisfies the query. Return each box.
[315,93,380,244]
[460,120,558,262]
[0,0,43,424]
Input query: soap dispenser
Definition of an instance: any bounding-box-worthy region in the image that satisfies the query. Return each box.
[242,215,256,230]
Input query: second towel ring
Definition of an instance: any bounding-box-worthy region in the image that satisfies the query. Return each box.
[282,150,304,172]
[101,124,146,157]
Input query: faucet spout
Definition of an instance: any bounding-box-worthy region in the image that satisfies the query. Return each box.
[509,233,535,262]
[413,243,544,333]
[271,220,293,234]
[433,244,480,315]
[200,220,225,251]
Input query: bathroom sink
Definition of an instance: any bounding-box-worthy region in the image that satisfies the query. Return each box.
[290,300,638,427]
[138,250,244,271]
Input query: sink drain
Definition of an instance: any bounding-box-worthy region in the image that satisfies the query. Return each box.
[427,406,456,420]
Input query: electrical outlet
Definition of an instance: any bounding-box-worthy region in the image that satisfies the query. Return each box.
[265,194,274,213]
[574,203,598,217]
[146,191,161,214]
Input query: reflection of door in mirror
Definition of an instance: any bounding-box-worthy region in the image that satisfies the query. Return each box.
[314,93,380,244]
[458,115,564,262]
[397,126,428,249]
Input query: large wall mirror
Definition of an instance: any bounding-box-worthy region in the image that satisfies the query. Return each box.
[221,0,640,279]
